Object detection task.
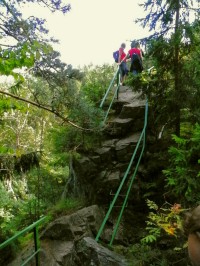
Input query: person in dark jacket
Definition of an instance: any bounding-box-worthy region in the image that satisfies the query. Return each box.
[125,41,143,75]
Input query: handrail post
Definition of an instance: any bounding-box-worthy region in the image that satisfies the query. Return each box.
[0,216,46,266]
[99,66,120,109]
[116,70,120,100]
[34,226,40,266]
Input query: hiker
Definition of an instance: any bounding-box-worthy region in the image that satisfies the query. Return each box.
[126,41,143,75]
[118,43,129,85]
[183,205,200,266]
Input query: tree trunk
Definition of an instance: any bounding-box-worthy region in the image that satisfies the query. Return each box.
[174,0,181,136]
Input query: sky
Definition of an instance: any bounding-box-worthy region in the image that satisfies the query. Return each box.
[23,0,150,68]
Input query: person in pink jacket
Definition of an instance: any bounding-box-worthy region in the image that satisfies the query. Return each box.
[118,43,129,85]
[125,41,143,75]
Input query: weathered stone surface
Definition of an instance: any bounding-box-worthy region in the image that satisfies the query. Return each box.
[94,170,121,204]
[65,85,147,212]
[40,240,74,266]
[8,206,127,265]
[102,138,119,148]
[41,205,104,241]
[67,87,145,205]
[72,237,128,266]
[90,155,101,164]
[104,118,134,137]
[115,133,141,162]
[101,217,127,245]
[107,171,121,183]
[40,236,128,266]
[116,87,142,103]
[112,88,143,114]
[101,170,121,193]
[73,156,97,180]
[119,101,146,120]
[116,133,140,148]
[95,146,113,163]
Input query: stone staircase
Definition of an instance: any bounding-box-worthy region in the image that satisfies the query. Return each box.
[67,85,147,205]
[104,86,146,137]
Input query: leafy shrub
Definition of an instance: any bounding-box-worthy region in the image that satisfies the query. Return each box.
[163,123,200,204]
[141,200,185,244]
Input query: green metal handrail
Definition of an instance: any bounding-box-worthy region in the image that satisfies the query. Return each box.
[0,216,46,266]
[100,65,121,124]
[95,98,148,246]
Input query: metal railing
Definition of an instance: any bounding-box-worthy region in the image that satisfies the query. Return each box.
[99,65,121,124]
[96,66,154,245]
[96,98,148,246]
[0,216,46,266]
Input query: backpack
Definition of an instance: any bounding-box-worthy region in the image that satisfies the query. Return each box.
[113,50,119,63]
[130,53,143,72]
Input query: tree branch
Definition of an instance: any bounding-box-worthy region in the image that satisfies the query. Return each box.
[0,90,91,131]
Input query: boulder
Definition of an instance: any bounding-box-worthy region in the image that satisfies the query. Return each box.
[71,237,128,266]
[41,205,104,241]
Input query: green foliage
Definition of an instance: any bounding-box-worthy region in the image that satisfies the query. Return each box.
[163,123,200,203]
[48,123,102,155]
[115,244,164,266]
[81,64,115,105]
[127,244,167,266]
[68,89,104,130]
[0,160,69,239]
[0,99,51,155]
[0,182,15,238]
[0,98,20,114]
[0,0,70,78]
[0,1,83,130]
[47,198,82,220]
[0,183,42,239]
[7,197,43,231]
[0,41,53,76]
[135,1,200,136]
[0,2,110,261]
[25,163,67,206]
[114,242,188,266]
[141,200,184,244]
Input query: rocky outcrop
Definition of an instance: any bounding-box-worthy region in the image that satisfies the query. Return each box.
[40,237,128,266]
[8,205,128,266]
[69,237,128,266]
[41,205,104,241]
[67,87,146,205]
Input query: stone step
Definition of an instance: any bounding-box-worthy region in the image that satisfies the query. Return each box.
[112,86,144,115]
[115,132,142,162]
[104,110,145,137]
[119,100,146,119]
[104,117,134,137]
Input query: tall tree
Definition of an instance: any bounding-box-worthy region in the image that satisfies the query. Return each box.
[137,0,199,135]
[0,0,88,129]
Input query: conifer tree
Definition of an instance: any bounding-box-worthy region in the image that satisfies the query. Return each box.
[138,0,200,135]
